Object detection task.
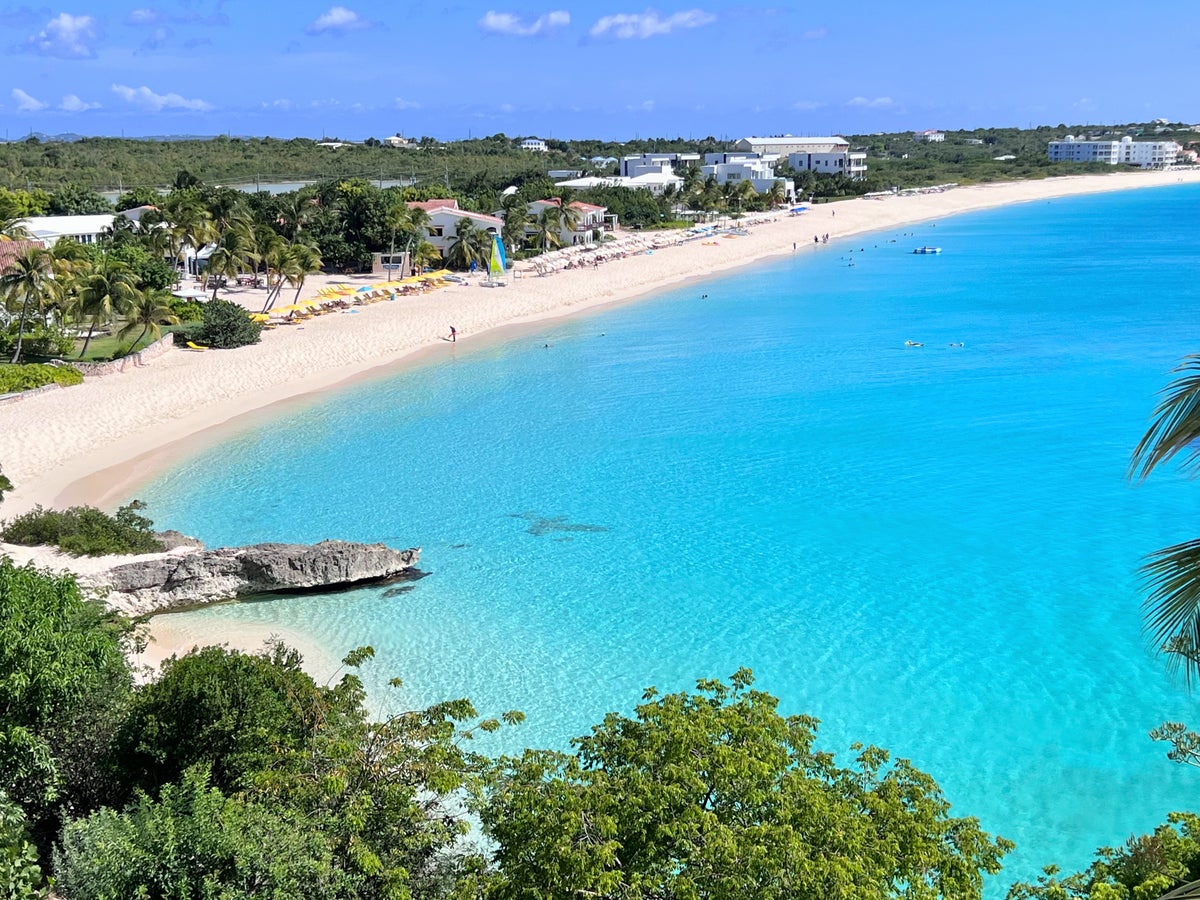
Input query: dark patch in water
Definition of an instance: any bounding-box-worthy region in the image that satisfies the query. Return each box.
[450,543,471,549]
[509,511,610,537]
[554,537,574,543]
[381,584,417,598]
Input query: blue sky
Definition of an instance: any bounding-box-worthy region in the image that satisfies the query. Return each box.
[1,1,1197,141]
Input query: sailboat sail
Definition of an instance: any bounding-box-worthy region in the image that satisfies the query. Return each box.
[488,233,507,280]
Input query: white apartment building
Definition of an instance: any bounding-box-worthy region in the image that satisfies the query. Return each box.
[700,153,795,199]
[19,213,118,245]
[914,130,945,142]
[1048,135,1180,168]
[735,135,845,156]
[521,138,548,152]
[786,145,868,180]
[619,153,700,177]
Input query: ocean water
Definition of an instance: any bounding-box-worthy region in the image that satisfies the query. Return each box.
[137,185,1200,889]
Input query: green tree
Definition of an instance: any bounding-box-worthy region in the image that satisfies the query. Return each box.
[117,292,179,352]
[0,559,131,853]
[55,767,347,900]
[445,217,491,271]
[0,244,52,363]
[113,187,161,211]
[74,255,140,358]
[0,465,11,505]
[195,297,262,349]
[479,669,1012,900]
[500,200,531,254]
[47,184,112,215]
[1007,812,1200,900]
[0,792,41,900]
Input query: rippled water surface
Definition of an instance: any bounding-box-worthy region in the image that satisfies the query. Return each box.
[138,185,1200,889]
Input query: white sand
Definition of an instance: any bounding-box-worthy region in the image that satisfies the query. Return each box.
[2,169,1198,666]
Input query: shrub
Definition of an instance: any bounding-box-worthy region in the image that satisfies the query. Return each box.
[0,363,83,394]
[0,501,165,556]
[169,298,205,322]
[0,466,11,505]
[195,297,261,349]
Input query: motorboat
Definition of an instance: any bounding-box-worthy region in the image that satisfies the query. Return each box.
[912,246,942,254]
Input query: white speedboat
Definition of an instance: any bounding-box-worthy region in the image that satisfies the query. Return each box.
[913,246,942,254]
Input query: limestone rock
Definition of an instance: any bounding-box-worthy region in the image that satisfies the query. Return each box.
[98,540,421,615]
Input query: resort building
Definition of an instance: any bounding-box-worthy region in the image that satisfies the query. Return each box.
[17,213,118,245]
[735,135,847,157]
[521,138,548,152]
[547,169,583,180]
[785,143,868,180]
[552,172,683,196]
[524,198,611,246]
[914,130,946,142]
[700,153,795,199]
[407,199,503,257]
[1047,136,1180,168]
[383,134,410,148]
[619,153,700,177]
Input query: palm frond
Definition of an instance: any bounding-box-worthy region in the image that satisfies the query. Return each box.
[1140,538,1200,685]
[1130,355,1200,481]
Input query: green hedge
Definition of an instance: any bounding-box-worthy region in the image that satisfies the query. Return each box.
[1,503,164,556]
[0,364,84,394]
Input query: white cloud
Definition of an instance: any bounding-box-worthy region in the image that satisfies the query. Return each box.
[111,84,213,112]
[27,12,98,58]
[394,97,419,110]
[478,10,570,36]
[306,6,368,34]
[589,9,715,39]
[626,99,655,112]
[803,26,827,39]
[12,88,47,111]
[60,94,100,112]
[847,95,895,109]
[128,8,162,25]
[792,99,824,111]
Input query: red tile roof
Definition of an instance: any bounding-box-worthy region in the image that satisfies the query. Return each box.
[0,239,47,274]
[408,199,459,212]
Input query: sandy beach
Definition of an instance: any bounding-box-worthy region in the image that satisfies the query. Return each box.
[3,168,1199,665]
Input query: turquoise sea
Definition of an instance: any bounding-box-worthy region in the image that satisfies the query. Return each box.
[137,184,1200,889]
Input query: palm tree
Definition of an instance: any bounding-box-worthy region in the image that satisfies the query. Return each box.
[118,293,179,352]
[1,244,52,363]
[75,256,140,358]
[412,241,441,273]
[0,215,31,241]
[163,193,216,275]
[445,218,490,271]
[501,201,532,254]
[282,243,323,307]
[1130,355,1200,682]
[534,209,563,254]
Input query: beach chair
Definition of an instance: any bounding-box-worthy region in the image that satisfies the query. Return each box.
[184,341,209,351]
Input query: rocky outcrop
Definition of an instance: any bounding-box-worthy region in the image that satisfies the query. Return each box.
[97,540,421,615]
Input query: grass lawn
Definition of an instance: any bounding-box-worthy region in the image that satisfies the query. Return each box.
[71,324,190,362]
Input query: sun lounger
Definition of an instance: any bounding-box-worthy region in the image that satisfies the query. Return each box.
[184,341,209,351]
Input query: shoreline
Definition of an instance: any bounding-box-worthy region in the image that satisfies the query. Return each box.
[2,169,1198,667]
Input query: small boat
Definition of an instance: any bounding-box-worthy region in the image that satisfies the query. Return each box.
[912,246,942,254]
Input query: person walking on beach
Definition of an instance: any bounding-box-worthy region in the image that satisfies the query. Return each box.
[449,326,457,343]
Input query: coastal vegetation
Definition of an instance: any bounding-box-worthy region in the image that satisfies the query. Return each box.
[0,558,1013,899]
[0,502,165,556]
[0,363,82,393]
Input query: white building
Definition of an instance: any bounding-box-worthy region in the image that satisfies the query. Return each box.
[18,213,117,245]
[914,130,946,142]
[785,143,868,180]
[733,135,847,156]
[700,153,795,199]
[553,172,683,196]
[384,134,410,148]
[407,199,503,257]
[620,153,700,177]
[521,138,548,152]
[1048,135,1180,168]
[525,199,610,247]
